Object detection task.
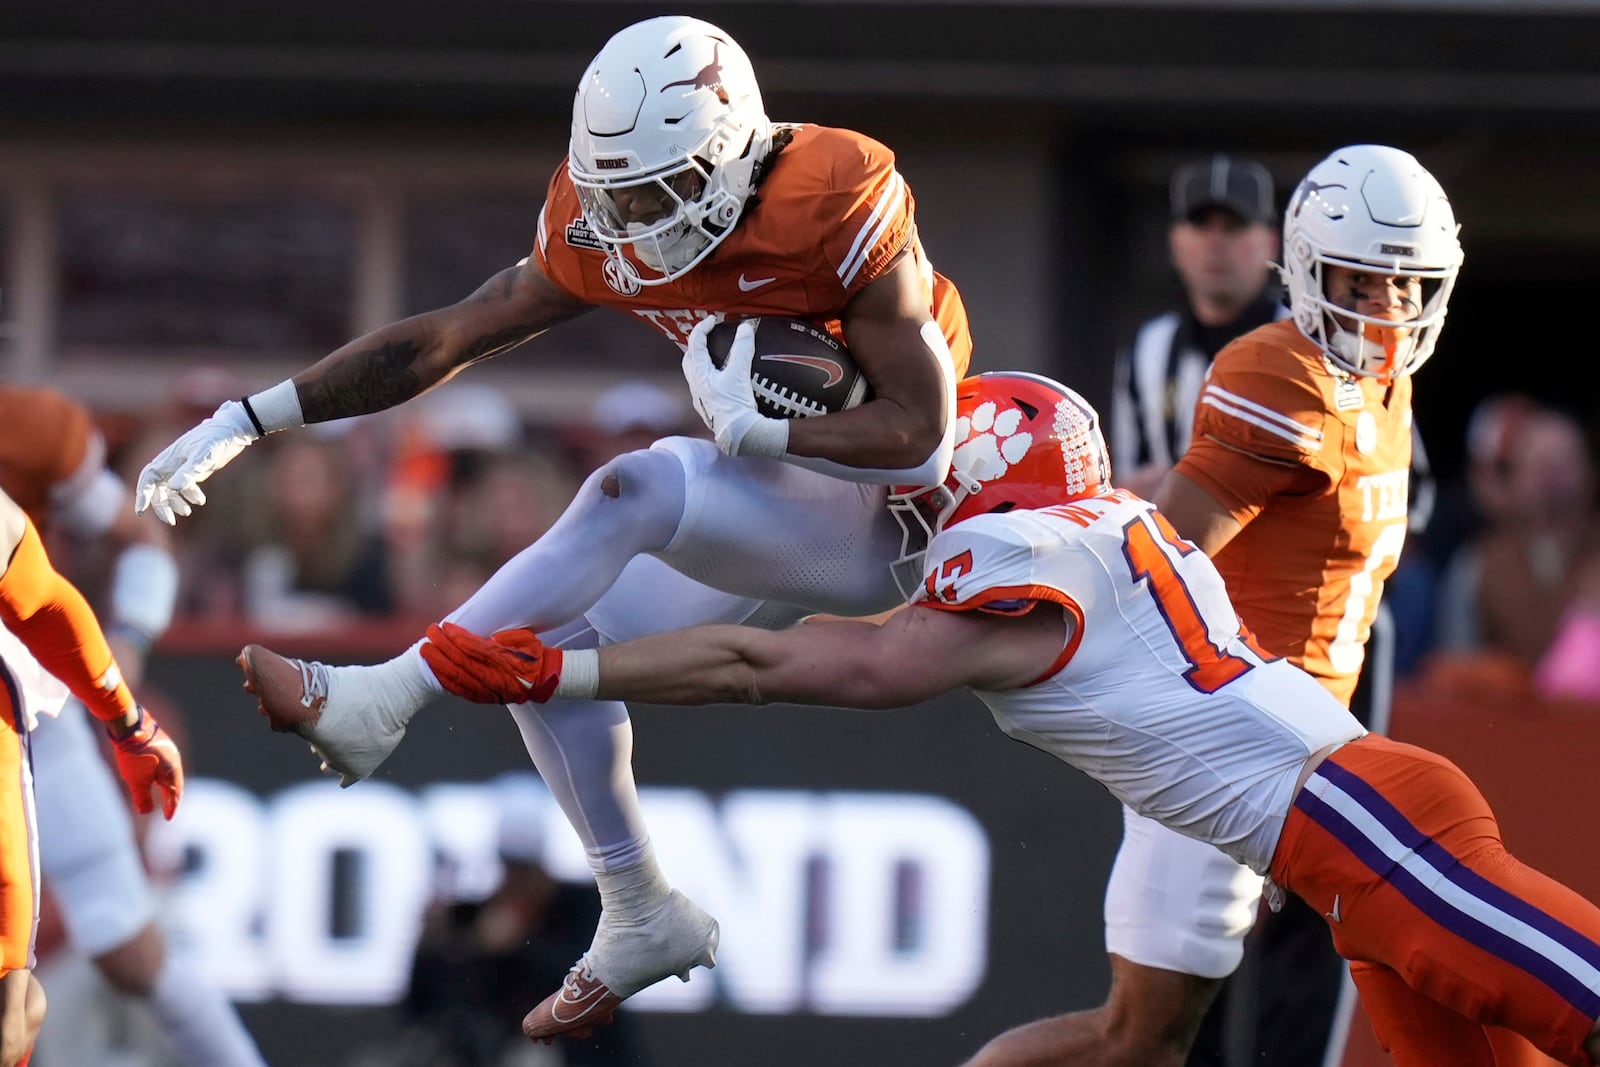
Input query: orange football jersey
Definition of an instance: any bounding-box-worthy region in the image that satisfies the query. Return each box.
[0,386,96,525]
[534,123,972,378]
[1175,319,1412,705]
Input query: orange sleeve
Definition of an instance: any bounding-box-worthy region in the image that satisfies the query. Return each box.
[1177,326,1334,520]
[1189,330,1333,466]
[1176,435,1326,524]
[532,161,592,301]
[0,519,135,723]
[813,131,915,300]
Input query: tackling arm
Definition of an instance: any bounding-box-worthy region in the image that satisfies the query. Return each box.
[424,601,1069,710]
[593,605,1062,708]
[0,489,183,816]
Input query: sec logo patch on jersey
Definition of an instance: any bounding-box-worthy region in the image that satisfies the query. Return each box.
[706,316,872,419]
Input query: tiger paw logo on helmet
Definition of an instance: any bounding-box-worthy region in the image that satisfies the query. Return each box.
[956,400,1034,484]
[886,371,1112,596]
[946,373,1112,515]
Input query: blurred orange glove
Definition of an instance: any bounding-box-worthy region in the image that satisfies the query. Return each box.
[422,621,565,705]
[108,706,184,819]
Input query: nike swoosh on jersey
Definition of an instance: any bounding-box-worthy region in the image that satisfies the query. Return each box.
[737,274,777,291]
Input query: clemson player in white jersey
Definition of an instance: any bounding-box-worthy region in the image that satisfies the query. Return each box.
[0,481,185,1067]
[136,14,971,1039]
[1059,144,1465,1067]
[0,387,266,1067]
[419,371,1600,1067]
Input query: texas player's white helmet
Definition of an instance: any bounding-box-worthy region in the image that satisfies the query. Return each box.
[1280,144,1463,383]
[569,16,773,287]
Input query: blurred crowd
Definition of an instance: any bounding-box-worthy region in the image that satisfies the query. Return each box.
[100,370,701,633]
[1399,391,1600,700]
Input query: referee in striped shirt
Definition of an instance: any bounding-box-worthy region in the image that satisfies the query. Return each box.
[1111,155,1283,499]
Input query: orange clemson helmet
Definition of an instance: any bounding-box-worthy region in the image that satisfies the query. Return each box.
[887,371,1111,592]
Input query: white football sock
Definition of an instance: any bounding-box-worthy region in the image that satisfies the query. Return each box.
[509,691,652,873]
[593,854,674,924]
[388,639,444,696]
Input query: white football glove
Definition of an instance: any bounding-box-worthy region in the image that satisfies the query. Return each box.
[682,315,789,459]
[134,400,258,525]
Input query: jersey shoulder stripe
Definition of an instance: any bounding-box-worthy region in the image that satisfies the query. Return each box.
[837,169,907,288]
[1199,382,1324,452]
[1193,321,1333,464]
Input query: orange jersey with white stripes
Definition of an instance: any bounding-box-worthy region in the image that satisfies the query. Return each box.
[534,123,972,377]
[1175,319,1412,705]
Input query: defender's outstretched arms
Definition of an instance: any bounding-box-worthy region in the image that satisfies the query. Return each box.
[420,610,1064,712]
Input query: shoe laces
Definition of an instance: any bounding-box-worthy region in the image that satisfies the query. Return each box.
[564,956,599,991]
[297,660,331,708]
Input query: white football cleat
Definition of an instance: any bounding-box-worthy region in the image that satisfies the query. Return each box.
[522,890,719,1041]
[237,645,418,786]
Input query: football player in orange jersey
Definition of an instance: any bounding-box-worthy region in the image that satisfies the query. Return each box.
[0,481,185,1067]
[0,387,266,1067]
[416,371,1600,1067]
[995,146,1465,1067]
[135,14,972,1038]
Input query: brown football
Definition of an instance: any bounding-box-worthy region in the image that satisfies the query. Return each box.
[705,317,872,419]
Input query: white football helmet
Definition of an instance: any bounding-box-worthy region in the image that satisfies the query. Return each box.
[569,16,773,287]
[1280,144,1463,382]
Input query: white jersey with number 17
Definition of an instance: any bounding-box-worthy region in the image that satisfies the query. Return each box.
[912,490,1365,874]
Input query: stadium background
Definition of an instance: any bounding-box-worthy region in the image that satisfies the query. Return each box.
[4,2,1600,1064]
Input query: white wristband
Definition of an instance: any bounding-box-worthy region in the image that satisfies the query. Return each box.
[730,414,789,459]
[553,648,600,700]
[244,380,304,435]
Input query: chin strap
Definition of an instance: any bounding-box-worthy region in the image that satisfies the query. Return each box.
[1328,320,1414,384]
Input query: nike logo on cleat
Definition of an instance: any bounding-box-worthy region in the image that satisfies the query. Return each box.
[549,969,615,1024]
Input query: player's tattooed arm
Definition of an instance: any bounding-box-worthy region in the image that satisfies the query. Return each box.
[292,258,594,422]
